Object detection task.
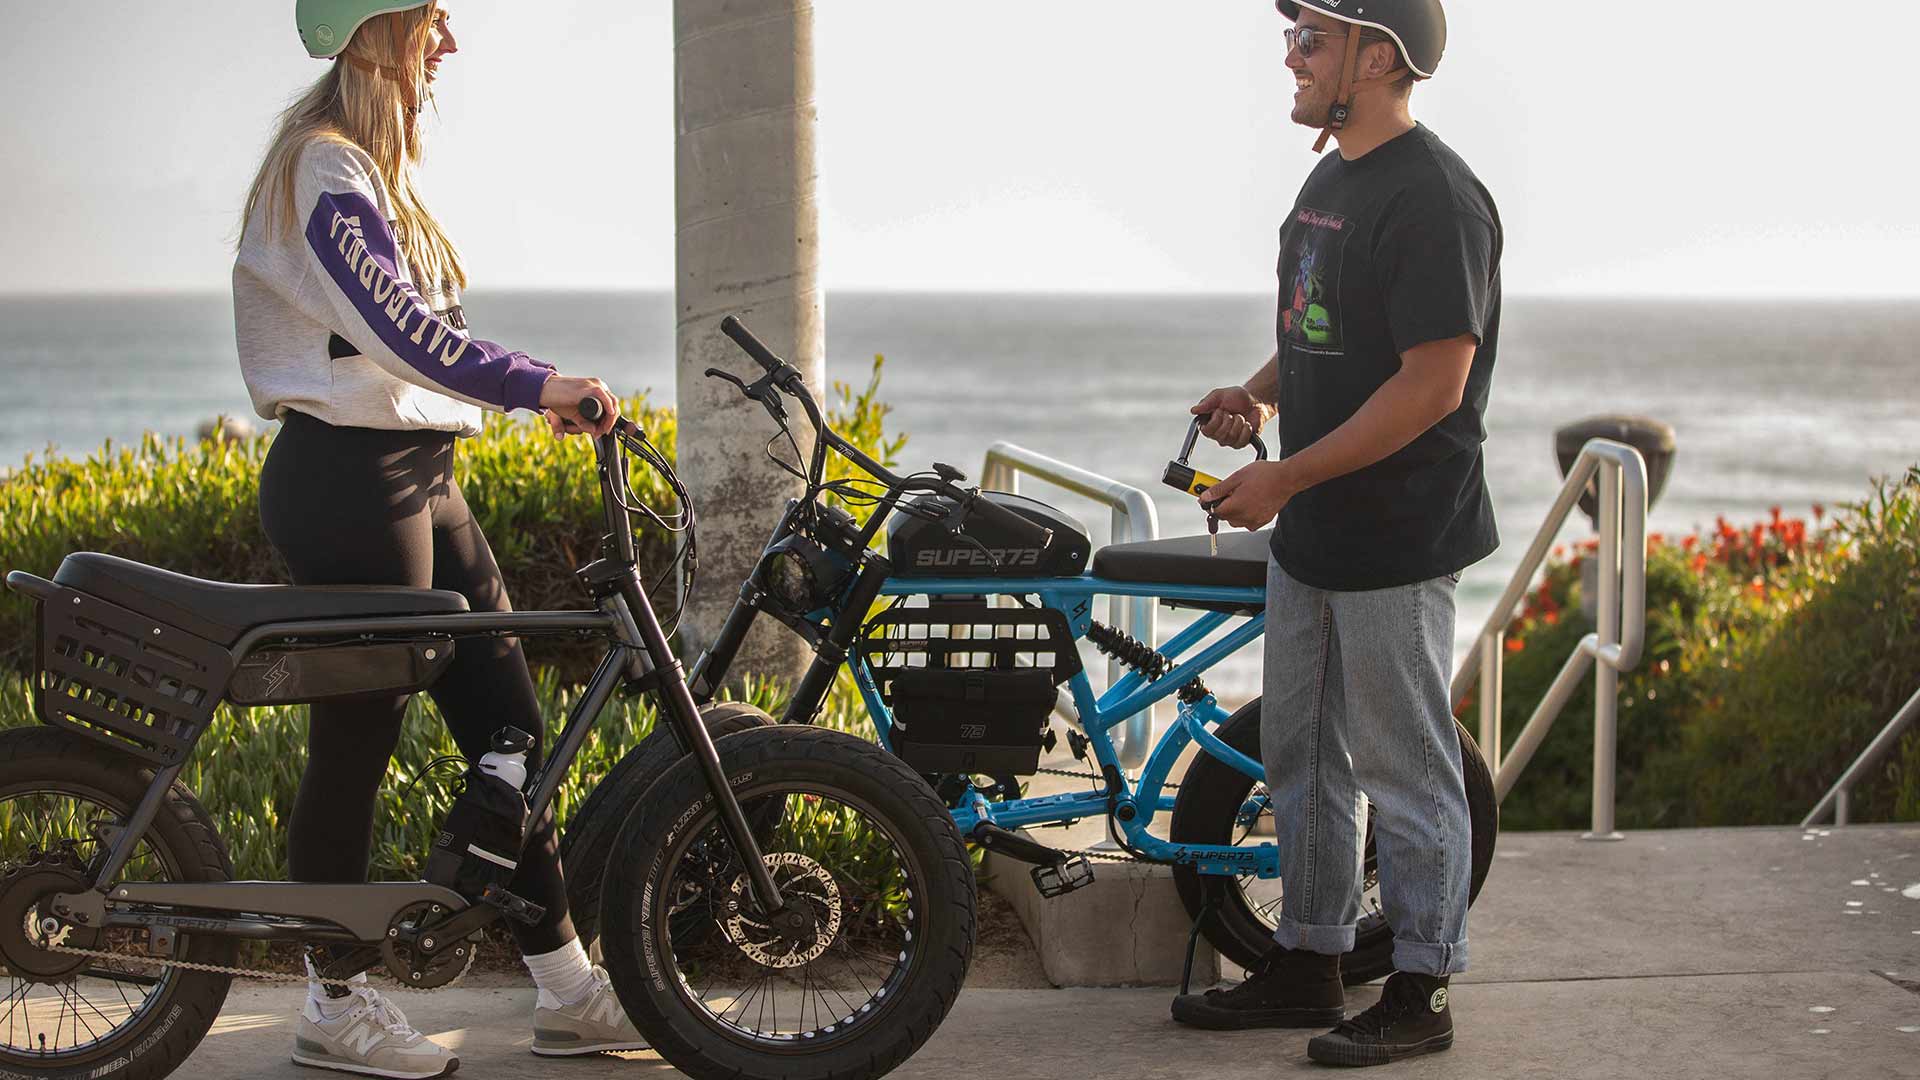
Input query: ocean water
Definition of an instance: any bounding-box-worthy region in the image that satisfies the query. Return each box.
[3,291,1916,699]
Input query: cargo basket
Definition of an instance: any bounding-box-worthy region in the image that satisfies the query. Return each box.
[32,585,234,765]
[856,600,1081,775]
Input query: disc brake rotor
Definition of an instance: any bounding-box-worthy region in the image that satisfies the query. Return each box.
[720,851,842,969]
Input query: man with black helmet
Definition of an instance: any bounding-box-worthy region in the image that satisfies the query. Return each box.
[1174,0,1499,1067]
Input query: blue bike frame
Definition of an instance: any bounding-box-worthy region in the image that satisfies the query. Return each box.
[851,574,1281,879]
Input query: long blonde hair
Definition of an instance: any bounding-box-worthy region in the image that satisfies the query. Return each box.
[241,5,465,295]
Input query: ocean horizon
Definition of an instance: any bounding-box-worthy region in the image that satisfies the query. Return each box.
[4,289,1916,695]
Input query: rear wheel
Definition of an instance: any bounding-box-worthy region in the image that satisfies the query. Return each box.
[0,726,236,1080]
[1169,699,1497,985]
[601,726,974,1080]
[560,701,775,957]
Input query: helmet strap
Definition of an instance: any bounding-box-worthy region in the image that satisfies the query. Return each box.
[1312,29,1408,154]
[340,52,421,110]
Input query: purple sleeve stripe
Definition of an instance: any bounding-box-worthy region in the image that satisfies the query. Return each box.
[303,190,550,412]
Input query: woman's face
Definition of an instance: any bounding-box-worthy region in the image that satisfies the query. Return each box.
[424,6,457,83]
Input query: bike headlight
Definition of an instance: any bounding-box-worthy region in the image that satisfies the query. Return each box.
[759,535,845,613]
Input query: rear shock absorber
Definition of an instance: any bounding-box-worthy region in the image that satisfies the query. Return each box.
[1084,622,1210,704]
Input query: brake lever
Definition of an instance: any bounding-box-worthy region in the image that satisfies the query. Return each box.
[703,366,789,421]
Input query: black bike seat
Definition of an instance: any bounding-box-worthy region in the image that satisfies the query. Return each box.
[1091,528,1272,590]
[53,552,469,647]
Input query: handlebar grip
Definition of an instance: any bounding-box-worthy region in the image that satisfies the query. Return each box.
[719,315,784,377]
[1250,432,1269,460]
[578,396,605,422]
[968,492,1053,550]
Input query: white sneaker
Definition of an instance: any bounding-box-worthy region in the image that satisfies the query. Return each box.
[292,984,459,1079]
[531,965,649,1056]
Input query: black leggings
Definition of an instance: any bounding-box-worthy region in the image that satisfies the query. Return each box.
[259,410,574,954]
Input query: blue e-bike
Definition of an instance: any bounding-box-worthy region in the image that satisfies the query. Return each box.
[568,317,1498,987]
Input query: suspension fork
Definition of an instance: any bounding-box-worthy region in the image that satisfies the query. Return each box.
[617,569,788,915]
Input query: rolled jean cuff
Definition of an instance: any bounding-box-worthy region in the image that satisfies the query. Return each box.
[1273,917,1355,956]
[1392,937,1469,976]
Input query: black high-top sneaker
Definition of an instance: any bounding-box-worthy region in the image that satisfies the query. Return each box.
[1170,946,1345,1029]
[1307,971,1453,1066]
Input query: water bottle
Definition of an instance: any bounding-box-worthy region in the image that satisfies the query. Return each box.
[426,726,534,896]
[479,726,533,792]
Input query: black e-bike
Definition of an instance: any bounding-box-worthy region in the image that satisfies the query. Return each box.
[0,390,975,1080]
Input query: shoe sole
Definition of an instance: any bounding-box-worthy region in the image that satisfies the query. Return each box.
[531,1039,652,1056]
[292,1052,459,1079]
[1306,1029,1453,1066]
[1170,999,1345,1031]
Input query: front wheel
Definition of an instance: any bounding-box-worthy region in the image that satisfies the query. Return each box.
[1169,698,1497,985]
[0,726,237,1080]
[601,726,975,1080]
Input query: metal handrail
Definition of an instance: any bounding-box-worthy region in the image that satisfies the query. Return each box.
[981,442,1160,767]
[1803,683,1920,827]
[1449,438,1649,840]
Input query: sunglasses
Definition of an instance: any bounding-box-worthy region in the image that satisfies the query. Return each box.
[1284,25,1385,59]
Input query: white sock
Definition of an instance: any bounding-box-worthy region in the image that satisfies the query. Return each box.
[523,938,596,1005]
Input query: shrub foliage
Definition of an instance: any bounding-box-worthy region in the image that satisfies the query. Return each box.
[1490,467,1920,828]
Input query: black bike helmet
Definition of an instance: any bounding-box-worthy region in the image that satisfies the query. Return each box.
[1276,0,1447,79]
[1277,0,1447,151]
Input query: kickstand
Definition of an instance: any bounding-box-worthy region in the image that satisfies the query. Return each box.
[1179,895,1219,997]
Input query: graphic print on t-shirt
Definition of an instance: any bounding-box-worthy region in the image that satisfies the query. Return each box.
[1281,206,1349,350]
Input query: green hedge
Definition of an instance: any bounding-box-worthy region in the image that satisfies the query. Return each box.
[1489,467,1920,828]
[1,360,899,680]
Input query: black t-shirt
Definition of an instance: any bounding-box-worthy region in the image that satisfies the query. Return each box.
[1269,123,1502,591]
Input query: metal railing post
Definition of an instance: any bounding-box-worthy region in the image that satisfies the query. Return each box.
[980,443,1159,768]
[1479,629,1503,773]
[1803,683,1920,827]
[1584,461,1626,841]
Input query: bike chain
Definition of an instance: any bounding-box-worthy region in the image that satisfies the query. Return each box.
[40,935,471,992]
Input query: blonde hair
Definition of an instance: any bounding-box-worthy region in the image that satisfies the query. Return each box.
[241,5,465,295]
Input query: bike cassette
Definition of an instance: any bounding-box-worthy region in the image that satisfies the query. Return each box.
[381,901,478,989]
[720,852,842,969]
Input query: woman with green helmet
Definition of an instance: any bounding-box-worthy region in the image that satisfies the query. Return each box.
[234,3,643,1075]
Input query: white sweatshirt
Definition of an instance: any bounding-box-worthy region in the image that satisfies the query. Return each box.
[232,139,552,434]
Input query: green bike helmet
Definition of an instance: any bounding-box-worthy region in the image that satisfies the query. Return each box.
[296,0,433,59]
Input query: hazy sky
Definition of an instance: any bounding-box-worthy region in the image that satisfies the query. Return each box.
[3,1,1916,296]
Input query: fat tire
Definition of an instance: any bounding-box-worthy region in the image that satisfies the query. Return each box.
[1169,698,1498,986]
[600,726,975,1080]
[559,702,775,955]
[0,726,237,1080]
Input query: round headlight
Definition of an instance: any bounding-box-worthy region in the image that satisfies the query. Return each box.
[764,545,816,610]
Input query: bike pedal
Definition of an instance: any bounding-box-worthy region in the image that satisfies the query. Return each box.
[1031,855,1095,899]
[478,883,547,927]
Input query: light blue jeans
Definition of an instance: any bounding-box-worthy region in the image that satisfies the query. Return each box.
[1262,559,1471,976]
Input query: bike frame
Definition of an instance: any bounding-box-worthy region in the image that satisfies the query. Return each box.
[6,419,793,950]
[690,553,1281,879]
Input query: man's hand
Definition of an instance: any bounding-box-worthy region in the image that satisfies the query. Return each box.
[1201,460,1301,530]
[1191,386,1275,450]
[538,374,619,437]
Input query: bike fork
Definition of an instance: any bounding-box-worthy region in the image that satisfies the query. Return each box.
[615,575,789,915]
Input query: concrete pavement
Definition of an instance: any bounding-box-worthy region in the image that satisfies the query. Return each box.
[177,824,1920,1077]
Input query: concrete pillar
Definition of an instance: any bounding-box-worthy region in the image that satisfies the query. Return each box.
[673,0,823,688]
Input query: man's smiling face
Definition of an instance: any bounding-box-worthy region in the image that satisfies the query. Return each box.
[1285,10,1351,127]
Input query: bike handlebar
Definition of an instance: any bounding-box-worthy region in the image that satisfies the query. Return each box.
[719,315,792,383]
[714,314,1054,552]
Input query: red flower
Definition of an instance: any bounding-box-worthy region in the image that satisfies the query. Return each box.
[1681,535,1698,552]
[1812,503,1825,521]
[1505,636,1526,654]
[1691,553,1709,574]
